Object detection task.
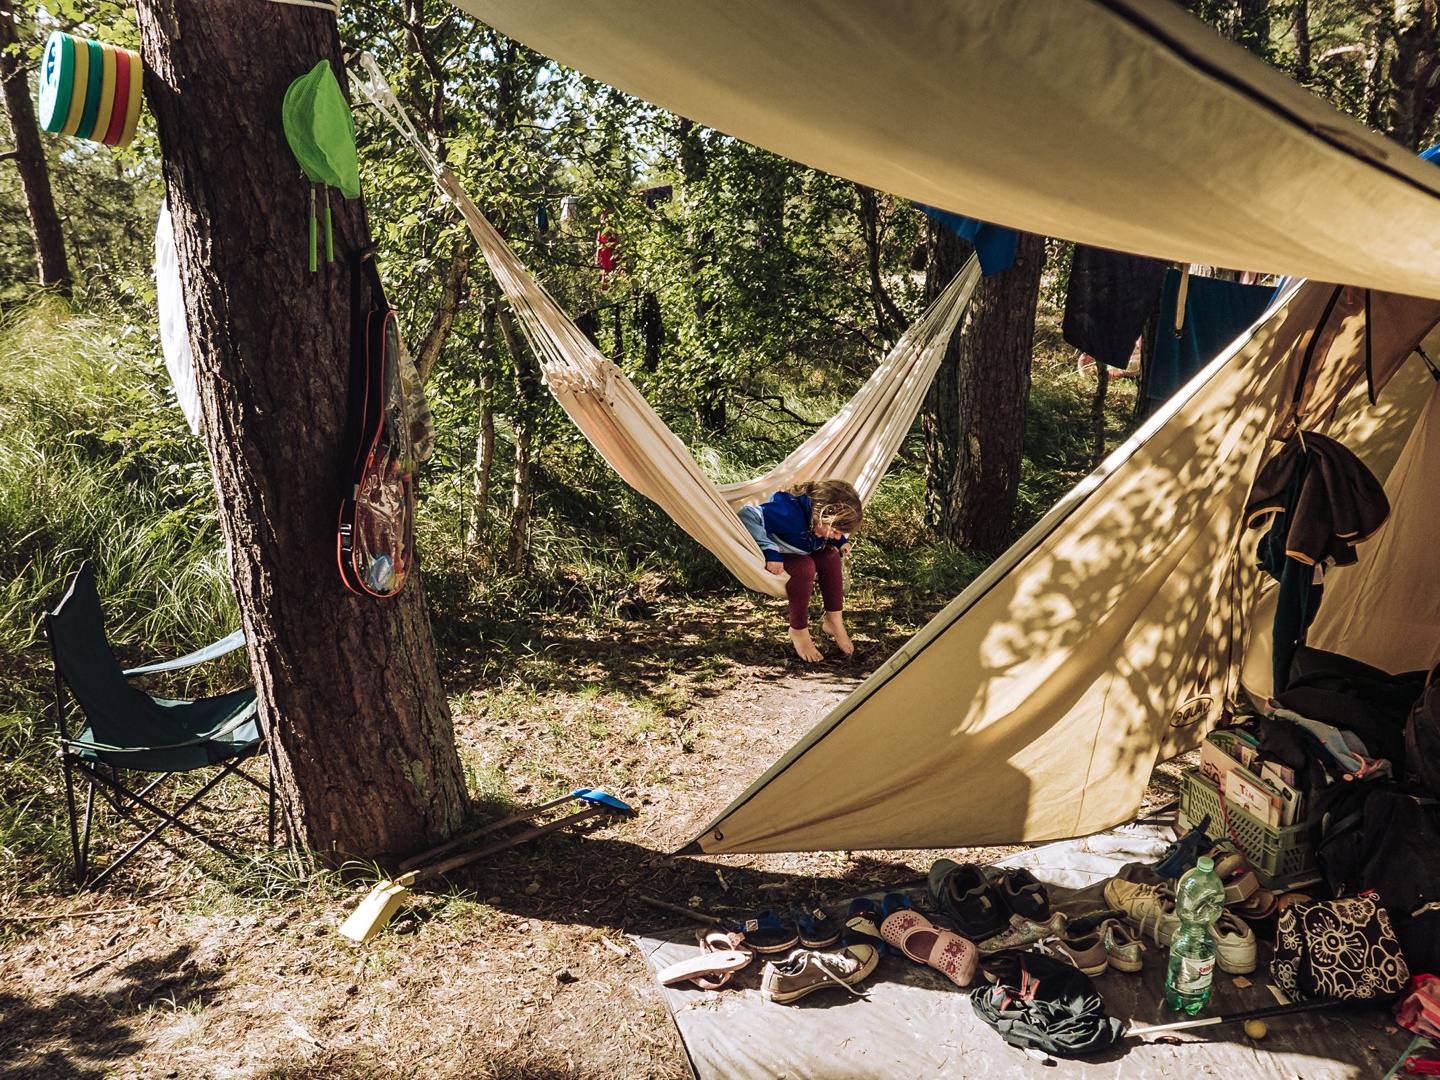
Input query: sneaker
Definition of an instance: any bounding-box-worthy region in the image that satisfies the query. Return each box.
[1103,877,1181,947]
[928,860,1007,939]
[1098,918,1144,973]
[986,866,1051,921]
[1033,931,1108,977]
[977,911,1068,955]
[760,944,880,1004]
[1214,912,1257,974]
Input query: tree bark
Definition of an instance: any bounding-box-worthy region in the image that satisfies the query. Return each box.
[1090,355,1110,468]
[414,235,470,384]
[921,221,968,533]
[470,300,497,542]
[923,227,1046,556]
[0,0,71,294]
[496,301,538,570]
[1294,0,1313,82]
[133,0,467,862]
[855,183,908,342]
[1386,1,1440,151]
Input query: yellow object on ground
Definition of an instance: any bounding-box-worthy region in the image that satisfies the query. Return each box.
[1245,1019,1268,1039]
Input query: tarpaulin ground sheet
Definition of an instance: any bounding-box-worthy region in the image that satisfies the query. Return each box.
[636,822,1413,1078]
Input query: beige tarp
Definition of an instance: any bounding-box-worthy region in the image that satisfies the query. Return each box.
[444,0,1440,851]
[453,0,1440,298]
[682,290,1440,853]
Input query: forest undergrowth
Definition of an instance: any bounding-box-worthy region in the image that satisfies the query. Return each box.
[0,288,1144,1078]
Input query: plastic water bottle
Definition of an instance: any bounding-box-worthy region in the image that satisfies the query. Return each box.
[1164,855,1226,1014]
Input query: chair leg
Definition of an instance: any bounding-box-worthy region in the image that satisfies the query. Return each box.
[77,761,248,889]
[78,780,96,883]
[61,750,87,883]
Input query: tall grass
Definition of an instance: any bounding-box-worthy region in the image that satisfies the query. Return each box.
[0,297,238,894]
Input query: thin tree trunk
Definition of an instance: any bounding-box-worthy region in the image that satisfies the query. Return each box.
[1294,0,1312,82]
[1387,1,1440,151]
[414,235,470,384]
[921,220,968,533]
[495,302,538,570]
[0,0,71,294]
[133,0,467,861]
[855,183,908,342]
[469,302,497,542]
[928,230,1047,555]
[1090,356,1110,468]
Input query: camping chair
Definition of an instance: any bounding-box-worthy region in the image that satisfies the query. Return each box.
[44,562,275,887]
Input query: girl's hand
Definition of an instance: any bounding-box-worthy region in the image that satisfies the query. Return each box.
[839,542,852,557]
[765,560,785,575]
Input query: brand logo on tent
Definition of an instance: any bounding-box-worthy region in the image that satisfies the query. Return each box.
[1170,694,1216,728]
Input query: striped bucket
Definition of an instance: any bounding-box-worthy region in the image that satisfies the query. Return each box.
[37,31,143,149]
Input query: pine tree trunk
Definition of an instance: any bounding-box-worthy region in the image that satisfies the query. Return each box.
[1294,0,1312,82]
[495,303,537,570]
[855,183,908,342]
[133,0,467,862]
[470,302,497,542]
[0,0,71,294]
[925,229,1046,556]
[414,236,470,384]
[921,221,968,533]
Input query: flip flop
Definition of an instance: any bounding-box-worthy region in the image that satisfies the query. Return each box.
[843,898,886,953]
[657,929,753,990]
[879,909,979,987]
[733,908,799,954]
[791,904,841,949]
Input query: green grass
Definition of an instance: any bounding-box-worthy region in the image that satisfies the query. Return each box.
[0,289,1139,902]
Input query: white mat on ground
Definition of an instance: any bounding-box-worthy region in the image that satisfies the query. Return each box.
[636,821,1409,1079]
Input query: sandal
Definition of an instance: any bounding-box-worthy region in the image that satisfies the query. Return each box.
[843,898,886,953]
[879,908,979,987]
[733,908,799,954]
[656,930,753,989]
[791,903,841,949]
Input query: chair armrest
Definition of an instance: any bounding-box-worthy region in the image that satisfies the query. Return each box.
[123,629,246,676]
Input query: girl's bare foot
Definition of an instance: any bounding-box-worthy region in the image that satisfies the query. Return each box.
[788,627,824,662]
[821,611,854,656]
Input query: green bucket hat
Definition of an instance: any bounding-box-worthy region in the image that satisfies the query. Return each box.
[282,59,361,270]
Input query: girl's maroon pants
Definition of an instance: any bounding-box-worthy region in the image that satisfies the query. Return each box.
[782,547,843,629]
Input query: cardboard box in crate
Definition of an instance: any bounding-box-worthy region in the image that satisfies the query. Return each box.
[1177,767,1319,891]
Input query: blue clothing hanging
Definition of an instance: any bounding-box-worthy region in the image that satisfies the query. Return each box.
[1147,270,1275,405]
[913,202,1018,276]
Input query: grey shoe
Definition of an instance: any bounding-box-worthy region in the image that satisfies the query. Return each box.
[1098,917,1144,973]
[977,911,1068,955]
[1103,877,1181,947]
[760,944,880,1004]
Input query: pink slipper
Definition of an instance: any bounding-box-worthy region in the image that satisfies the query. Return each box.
[656,946,752,989]
[880,909,978,987]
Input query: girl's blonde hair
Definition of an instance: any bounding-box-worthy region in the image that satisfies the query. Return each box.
[786,479,863,533]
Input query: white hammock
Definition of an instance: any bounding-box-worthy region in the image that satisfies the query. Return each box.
[352,56,981,597]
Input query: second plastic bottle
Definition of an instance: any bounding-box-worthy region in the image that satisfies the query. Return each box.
[1163,855,1226,1014]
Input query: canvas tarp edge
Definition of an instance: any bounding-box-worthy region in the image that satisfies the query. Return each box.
[677,280,1303,855]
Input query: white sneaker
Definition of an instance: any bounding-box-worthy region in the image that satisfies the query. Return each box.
[1214,912,1257,974]
[1103,877,1181,947]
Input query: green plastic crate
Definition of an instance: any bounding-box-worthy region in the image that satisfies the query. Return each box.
[1177,767,1320,891]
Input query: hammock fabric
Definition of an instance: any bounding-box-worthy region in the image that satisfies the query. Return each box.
[352,56,981,597]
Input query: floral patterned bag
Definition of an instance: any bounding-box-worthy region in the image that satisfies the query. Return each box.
[1272,894,1409,1000]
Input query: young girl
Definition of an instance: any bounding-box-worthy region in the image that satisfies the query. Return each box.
[738,479,862,662]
